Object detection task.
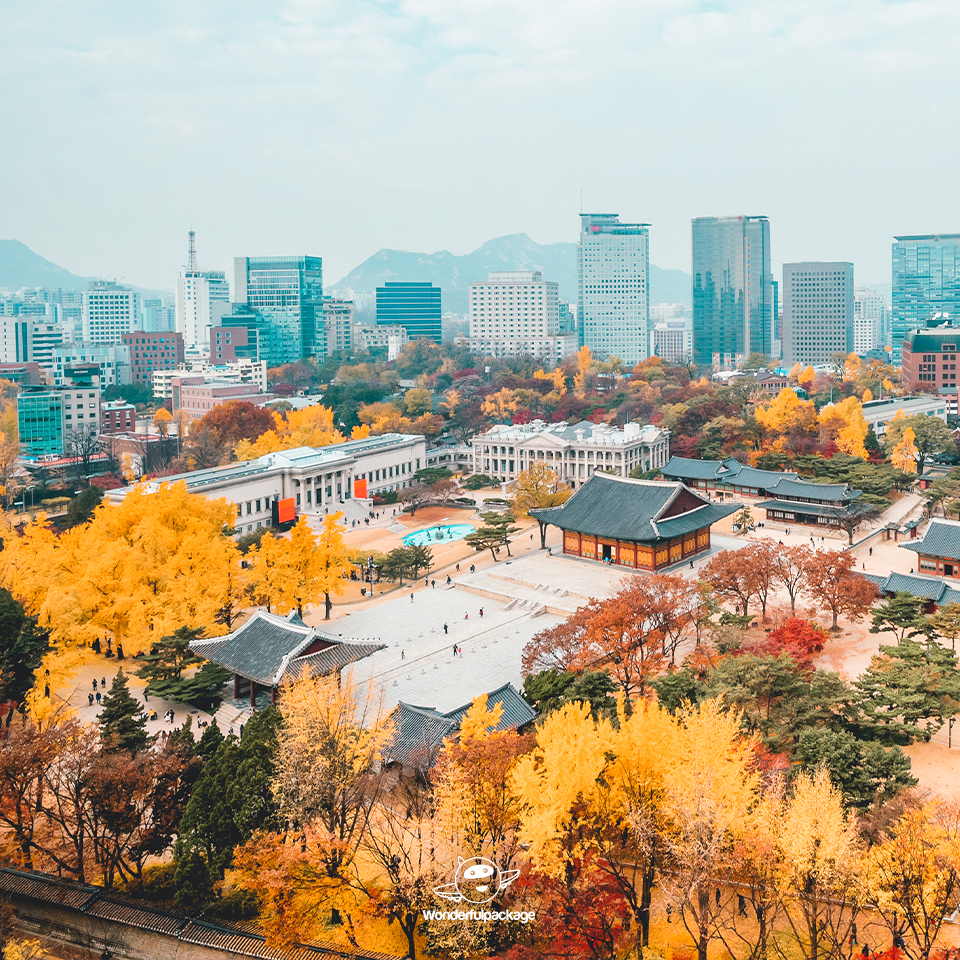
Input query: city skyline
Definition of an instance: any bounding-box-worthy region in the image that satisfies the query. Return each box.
[3,1,959,291]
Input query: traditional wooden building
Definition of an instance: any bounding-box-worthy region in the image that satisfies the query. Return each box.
[661,456,798,498]
[864,571,960,613]
[530,472,737,571]
[901,518,960,578]
[190,610,386,709]
[754,478,868,532]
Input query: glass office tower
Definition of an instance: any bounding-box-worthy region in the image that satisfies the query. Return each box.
[892,235,960,364]
[577,213,650,366]
[234,256,324,364]
[692,216,773,368]
[376,282,442,343]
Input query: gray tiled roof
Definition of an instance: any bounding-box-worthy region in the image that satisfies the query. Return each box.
[662,456,726,481]
[191,611,383,686]
[531,473,737,542]
[387,682,535,768]
[901,518,960,561]
[726,464,800,488]
[868,571,960,606]
[764,478,862,503]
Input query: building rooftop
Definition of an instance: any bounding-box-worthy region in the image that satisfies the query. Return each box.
[531,472,737,542]
[386,682,535,768]
[764,478,863,504]
[191,610,385,686]
[477,419,664,447]
[901,518,960,562]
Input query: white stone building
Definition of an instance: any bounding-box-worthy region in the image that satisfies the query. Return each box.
[82,281,140,343]
[466,271,577,363]
[471,419,670,489]
[853,286,889,354]
[322,298,355,356]
[105,433,428,534]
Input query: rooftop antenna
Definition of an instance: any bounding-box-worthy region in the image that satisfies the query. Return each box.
[187,230,198,273]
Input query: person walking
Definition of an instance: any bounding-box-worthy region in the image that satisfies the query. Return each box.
[401,650,405,660]
[92,678,98,692]
[452,643,458,657]
[458,646,462,656]
[479,608,484,618]
[88,693,94,706]
[95,692,101,704]
[410,593,414,602]
[101,677,106,688]
[443,623,448,634]
[431,580,435,589]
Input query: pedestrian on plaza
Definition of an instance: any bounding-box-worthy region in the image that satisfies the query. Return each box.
[144,690,148,702]
[101,677,106,687]
[431,580,435,589]
[465,612,469,620]
[92,678,98,692]
[458,646,462,656]
[401,650,405,660]
[95,692,101,704]
[479,608,483,618]
[470,564,475,573]
[869,547,873,556]
[443,623,448,634]
[453,644,458,657]
[446,575,451,584]
[456,563,460,572]
[411,593,414,602]
[88,693,94,706]
[690,560,694,569]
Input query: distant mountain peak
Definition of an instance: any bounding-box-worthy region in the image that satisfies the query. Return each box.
[0,239,91,291]
[331,233,691,313]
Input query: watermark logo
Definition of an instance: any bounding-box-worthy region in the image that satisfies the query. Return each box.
[423,856,535,924]
[434,856,518,904]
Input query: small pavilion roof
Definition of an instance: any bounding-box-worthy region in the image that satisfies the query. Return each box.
[386,682,535,768]
[763,478,862,503]
[191,610,385,686]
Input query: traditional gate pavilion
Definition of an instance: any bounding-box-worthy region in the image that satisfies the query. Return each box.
[190,610,386,709]
[531,472,737,570]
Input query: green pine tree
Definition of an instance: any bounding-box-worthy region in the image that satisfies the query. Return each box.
[196,718,225,762]
[135,627,231,708]
[99,669,151,754]
[855,636,960,744]
[0,587,50,710]
[869,592,929,644]
[174,707,281,909]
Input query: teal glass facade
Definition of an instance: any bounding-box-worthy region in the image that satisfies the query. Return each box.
[234,256,324,365]
[376,282,441,343]
[892,235,960,365]
[692,216,773,367]
[18,392,63,458]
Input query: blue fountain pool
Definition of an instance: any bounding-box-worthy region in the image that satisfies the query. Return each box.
[402,523,475,546]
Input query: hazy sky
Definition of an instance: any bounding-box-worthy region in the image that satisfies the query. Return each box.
[2,0,958,292]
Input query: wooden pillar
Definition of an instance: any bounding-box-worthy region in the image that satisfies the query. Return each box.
[250,679,257,710]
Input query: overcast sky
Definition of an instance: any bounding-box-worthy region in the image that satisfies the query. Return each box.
[2,0,958,292]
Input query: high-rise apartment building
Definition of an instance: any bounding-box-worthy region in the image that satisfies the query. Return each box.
[781,262,854,369]
[577,213,650,366]
[853,287,888,355]
[82,281,140,343]
[376,282,441,343]
[0,319,64,368]
[467,271,576,363]
[891,234,960,364]
[692,216,773,367]
[142,297,176,333]
[322,298,355,356]
[234,256,325,363]
[176,233,230,350]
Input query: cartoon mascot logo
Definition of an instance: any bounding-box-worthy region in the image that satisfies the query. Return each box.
[433,856,519,904]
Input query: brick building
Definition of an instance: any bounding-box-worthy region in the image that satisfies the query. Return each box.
[122,331,185,385]
[101,399,136,434]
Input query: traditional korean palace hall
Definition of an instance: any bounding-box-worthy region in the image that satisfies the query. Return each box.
[530,472,737,571]
[191,610,386,709]
[901,518,960,578]
[754,478,871,530]
[661,455,798,497]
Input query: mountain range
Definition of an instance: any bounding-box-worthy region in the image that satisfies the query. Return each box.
[0,239,92,291]
[330,233,693,314]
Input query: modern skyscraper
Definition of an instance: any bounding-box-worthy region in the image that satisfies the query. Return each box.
[781,262,854,369]
[692,216,773,368]
[853,287,888,355]
[82,281,140,343]
[142,297,176,333]
[376,282,441,343]
[322,298,355,356]
[234,256,325,363]
[577,213,650,366]
[891,234,960,364]
[176,232,230,350]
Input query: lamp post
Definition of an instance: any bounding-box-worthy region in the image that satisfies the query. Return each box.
[950,717,956,749]
[367,555,378,597]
